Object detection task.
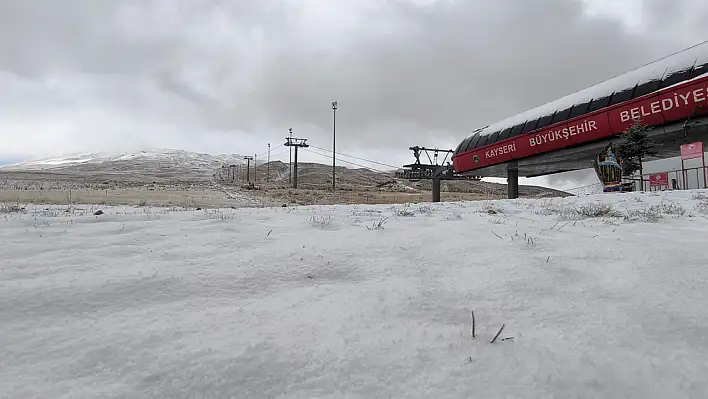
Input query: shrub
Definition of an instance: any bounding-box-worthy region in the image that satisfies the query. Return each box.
[575,203,622,218]
[0,202,25,214]
[480,200,501,215]
[391,204,416,217]
[367,217,388,230]
[657,202,685,216]
[624,206,663,223]
[445,212,463,220]
[310,215,333,227]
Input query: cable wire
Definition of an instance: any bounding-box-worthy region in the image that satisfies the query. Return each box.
[256,143,284,158]
[300,148,388,173]
[269,149,290,159]
[307,144,400,169]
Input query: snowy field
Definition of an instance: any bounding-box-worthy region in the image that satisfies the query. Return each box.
[2,190,708,399]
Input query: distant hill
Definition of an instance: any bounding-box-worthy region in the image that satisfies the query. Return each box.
[0,158,24,166]
[0,148,571,198]
[0,149,251,183]
[2,148,247,170]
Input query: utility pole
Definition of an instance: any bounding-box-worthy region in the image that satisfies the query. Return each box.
[243,156,253,183]
[284,136,309,189]
[332,101,338,190]
[267,143,271,182]
[254,153,257,182]
[288,128,293,184]
[229,164,237,183]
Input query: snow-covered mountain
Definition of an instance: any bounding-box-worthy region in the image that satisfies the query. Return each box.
[0,149,251,172]
[0,148,265,183]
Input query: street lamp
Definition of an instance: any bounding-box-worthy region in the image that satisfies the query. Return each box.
[288,128,293,184]
[332,101,338,191]
[267,143,270,183]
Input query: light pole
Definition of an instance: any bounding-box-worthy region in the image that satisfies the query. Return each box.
[332,101,338,191]
[243,156,253,183]
[288,128,293,184]
[267,143,270,183]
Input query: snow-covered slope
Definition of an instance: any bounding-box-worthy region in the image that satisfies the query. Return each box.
[0,148,249,171]
[2,190,708,398]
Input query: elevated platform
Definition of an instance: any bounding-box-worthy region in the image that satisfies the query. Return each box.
[452,42,708,178]
[472,116,708,178]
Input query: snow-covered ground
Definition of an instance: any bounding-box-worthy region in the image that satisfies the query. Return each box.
[2,191,708,398]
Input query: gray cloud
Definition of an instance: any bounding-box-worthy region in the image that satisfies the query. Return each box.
[0,0,705,188]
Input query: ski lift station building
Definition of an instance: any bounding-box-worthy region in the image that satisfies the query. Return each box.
[452,41,708,197]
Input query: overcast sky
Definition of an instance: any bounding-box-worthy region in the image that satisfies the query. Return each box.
[1,0,707,189]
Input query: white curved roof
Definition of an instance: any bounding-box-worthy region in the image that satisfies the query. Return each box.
[474,40,708,138]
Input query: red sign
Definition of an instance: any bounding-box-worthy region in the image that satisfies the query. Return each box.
[649,172,669,187]
[453,74,708,173]
[681,142,704,160]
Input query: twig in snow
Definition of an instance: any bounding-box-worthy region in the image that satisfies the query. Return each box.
[546,256,550,263]
[490,324,505,344]
[470,310,476,338]
[551,221,560,230]
[492,231,502,240]
[501,337,514,342]
[267,229,273,236]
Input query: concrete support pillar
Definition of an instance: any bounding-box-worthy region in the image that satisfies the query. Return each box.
[507,169,519,199]
[293,146,299,189]
[432,178,441,202]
